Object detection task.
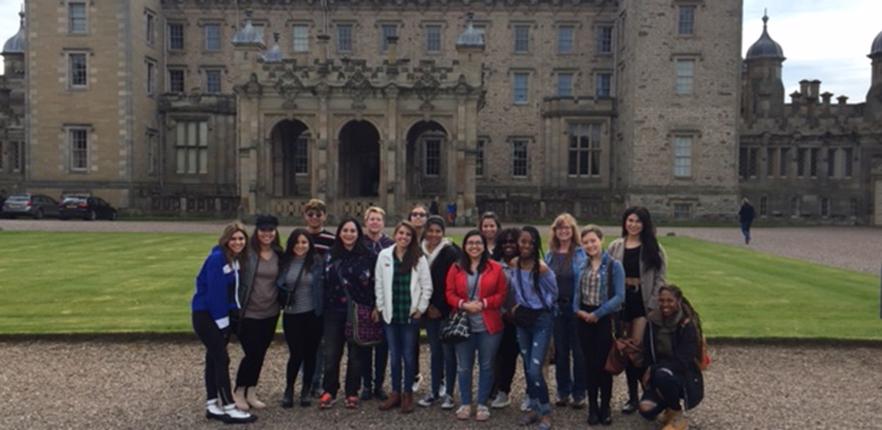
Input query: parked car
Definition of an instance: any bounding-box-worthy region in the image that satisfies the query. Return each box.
[1,193,61,219]
[59,196,118,221]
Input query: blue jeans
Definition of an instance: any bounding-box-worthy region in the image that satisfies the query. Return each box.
[517,311,553,416]
[425,318,457,397]
[385,320,419,394]
[455,331,502,406]
[553,311,586,400]
[740,221,751,243]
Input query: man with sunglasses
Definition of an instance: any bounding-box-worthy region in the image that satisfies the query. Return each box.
[303,199,335,255]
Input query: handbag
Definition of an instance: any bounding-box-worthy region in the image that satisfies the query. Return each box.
[441,270,480,344]
[512,268,548,328]
[345,300,383,346]
[604,338,641,375]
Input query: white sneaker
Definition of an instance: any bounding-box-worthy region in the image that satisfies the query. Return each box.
[222,404,257,424]
[475,404,491,421]
[205,399,225,421]
[439,383,447,398]
[455,405,471,420]
[441,395,455,410]
[417,393,436,407]
[490,391,511,409]
[520,397,531,412]
[412,373,423,392]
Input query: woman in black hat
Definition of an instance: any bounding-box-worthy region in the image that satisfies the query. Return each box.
[232,214,283,411]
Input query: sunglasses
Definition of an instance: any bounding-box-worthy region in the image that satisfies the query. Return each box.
[410,212,427,218]
[305,212,323,218]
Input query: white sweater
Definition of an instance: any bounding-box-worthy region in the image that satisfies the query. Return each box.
[374,247,433,324]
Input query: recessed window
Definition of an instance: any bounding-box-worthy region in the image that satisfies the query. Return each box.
[678,5,696,35]
[69,53,88,88]
[558,25,574,54]
[675,59,695,95]
[424,139,441,176]
[514,25,530,53]
[844,148,853,177]
[596,25,613,54]
[425,25,442,54]
[796,148,807,177]
[827,148,837,178]
[809,148,819,177]
[819,197,830,218]
[766,148,778,177]
[293,135,308,175]
[11,142,21,172]
[69,2,88,34]
[568,124,601,177]
[168,69,185,93]
[511,139,529,178]
[69,128,89,172]
[293,25,309,52]
[145,12,156,46]
[168,23,185,51]
[673,135,692,178]
[146,61,156,95]
[204,69,222,94]
[596,73,611,98]
[673,203,691,220]
[513,72,529,104]
[380,24,398,53]
[759,196,768,217]
[780,147,790,177]
[204,24,221,51]
[337,24,353,53]
[175,121,208,175]
[557,73,573,97]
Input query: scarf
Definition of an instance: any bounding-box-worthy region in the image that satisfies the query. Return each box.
[649,308,684,361]
[421,238,451,266]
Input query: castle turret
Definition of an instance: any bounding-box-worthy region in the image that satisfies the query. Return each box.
[865,29,882,120]
[743,13,786,119]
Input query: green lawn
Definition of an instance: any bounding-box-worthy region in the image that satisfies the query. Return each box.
[0,232,878,339]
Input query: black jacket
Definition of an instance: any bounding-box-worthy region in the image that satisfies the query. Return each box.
[642,316,704,409]
[427,243,460,317]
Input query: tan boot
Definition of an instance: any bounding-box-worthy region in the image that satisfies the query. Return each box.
[232,387,250,411]
[661,409,687,430]
[400,392,415,414]
[245,386,267,409]
[379,392,401,411]
[656,408,673,425]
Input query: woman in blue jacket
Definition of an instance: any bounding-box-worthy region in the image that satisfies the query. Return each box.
[575,225,625,425]
[191,222,256,424]
[277,228,326,408]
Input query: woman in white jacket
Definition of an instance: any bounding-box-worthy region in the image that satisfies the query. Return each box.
[374,221,433,413]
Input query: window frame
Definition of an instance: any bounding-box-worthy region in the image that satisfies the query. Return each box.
[513,24,530,54]
[423,138,442,177]
[512,72,530,105]
[475,137,487,178]
[68,1,88,35]
[557,72,574,98]
[174,120,209,175]
[145,11,156,46]
[167,22,185,51]
[672,135,693,178]
[557,25,575,54]
[336,23,354,54]
[567,124,602,178]
[146,59,157,96]
[424,24,442,54]
[168,68,186,94]
[677,5,696,36]
[203,23,222,52]
[379,23,398,53]
[673,203,692,220]
[203,69,223,94]
[595,72,612,98]
[10,141,21,173]
[292,24,310,53]
[68,52,89,90]
[511,138,530,178]
[596,24,613,54]
[675,58,695,95]
[68,127,90,172]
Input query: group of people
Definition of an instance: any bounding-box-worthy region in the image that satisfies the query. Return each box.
[190,199,705,429]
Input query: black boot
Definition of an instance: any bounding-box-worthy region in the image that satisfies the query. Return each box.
[281,386,294,409]
[587,393,600,425]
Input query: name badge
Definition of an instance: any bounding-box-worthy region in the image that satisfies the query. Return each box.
[223,264,233,274]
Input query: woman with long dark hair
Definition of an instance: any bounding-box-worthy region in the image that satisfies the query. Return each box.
[508,226,558,430]
[375,221,433,414]
[489,227,522,410]
[191,222,256,424]
[277,228,325,408]
[607,207,667,414]
[478,212,501,255]
[575,225,625,425]
[233,215,283,411]
[319,218,377,410]
[446,230,507,422]
[638,285,704,430]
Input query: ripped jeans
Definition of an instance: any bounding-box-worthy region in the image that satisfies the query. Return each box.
[516,311,553,416]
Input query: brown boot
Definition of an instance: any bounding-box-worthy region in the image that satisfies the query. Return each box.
[661,409,687,430]
[400,392,415,414]
[379,392,401,411]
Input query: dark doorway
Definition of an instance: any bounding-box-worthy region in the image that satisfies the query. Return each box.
[405,120,447,199]
[271,119,310,197]
[339,120,380,197]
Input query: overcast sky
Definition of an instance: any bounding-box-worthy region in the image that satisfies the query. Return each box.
[0,0,880,101]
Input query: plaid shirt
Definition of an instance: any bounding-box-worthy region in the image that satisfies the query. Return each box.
[391,256,412,324]
[579,265,601,307]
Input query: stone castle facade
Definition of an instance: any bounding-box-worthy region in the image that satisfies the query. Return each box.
[0,0,877,224]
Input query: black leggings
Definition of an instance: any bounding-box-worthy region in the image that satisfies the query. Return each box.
[235,315,279,388]
[491,319,519,395]
[577,306,613,413]
[322,310,366,397]
[193,311,233,405]
[639,367,684,420]
[283,311,323,397]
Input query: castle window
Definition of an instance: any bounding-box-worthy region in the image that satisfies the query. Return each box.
[809,148,819,177]
[11,142,22,173]
[293,25,310,53]
[568,124,601,178]
[175,121,208,175]
[204,24,222,51]
[673,135,692,178]
[68,53,88,89]
[827,148,837,178]
[796,148,807,177]
[596,73,612,97]
[675,59,694,95]
[145,12,156,46]
[294,135,309,175]
[558,25,574,54]
[790,196,801,217]
[168,23,185,51]
[512,139,529,178]
[513,72,529,105]
[380,24,398,53]
[424,138,441,177]
[844,148,853,177]
[779,147,789,177]
[475,138,486,177]
[146,60,156,95]
[69,2,88,34]
[673,203,691,220]
[204,69,222,94]
[557,73,573,97]
[514,25,530,53]
[678,5,695,35]
[425,25,442,54]
[69,128,89,172]
[596,25,613,54]
[766,148,777,177]
[337,24,353,53]
[168,68,185,93]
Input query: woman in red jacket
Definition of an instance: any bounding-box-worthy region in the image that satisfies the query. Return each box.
[445,230,508,422]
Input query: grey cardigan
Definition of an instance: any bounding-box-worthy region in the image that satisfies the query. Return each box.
[606,238,667,312]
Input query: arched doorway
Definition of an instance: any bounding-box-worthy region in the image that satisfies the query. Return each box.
[270,119,310,197]
[339,120,380,197]
[406,120,448,199]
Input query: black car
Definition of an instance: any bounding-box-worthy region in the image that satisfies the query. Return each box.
[1,193,61,219]
[59,196,119,221]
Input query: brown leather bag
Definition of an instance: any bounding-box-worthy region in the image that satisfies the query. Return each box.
[604,338,642,375]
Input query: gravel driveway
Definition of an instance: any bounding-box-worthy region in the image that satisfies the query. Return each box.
[2,340,879,430]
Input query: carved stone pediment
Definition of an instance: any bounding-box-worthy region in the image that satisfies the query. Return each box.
[275,69,305,109]
[344,69,374,110]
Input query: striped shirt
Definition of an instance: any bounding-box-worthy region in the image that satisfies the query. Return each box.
[309,229,335,255]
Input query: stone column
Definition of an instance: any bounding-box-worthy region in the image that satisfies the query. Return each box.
[384,85,400,215]
[314,34,332,204]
